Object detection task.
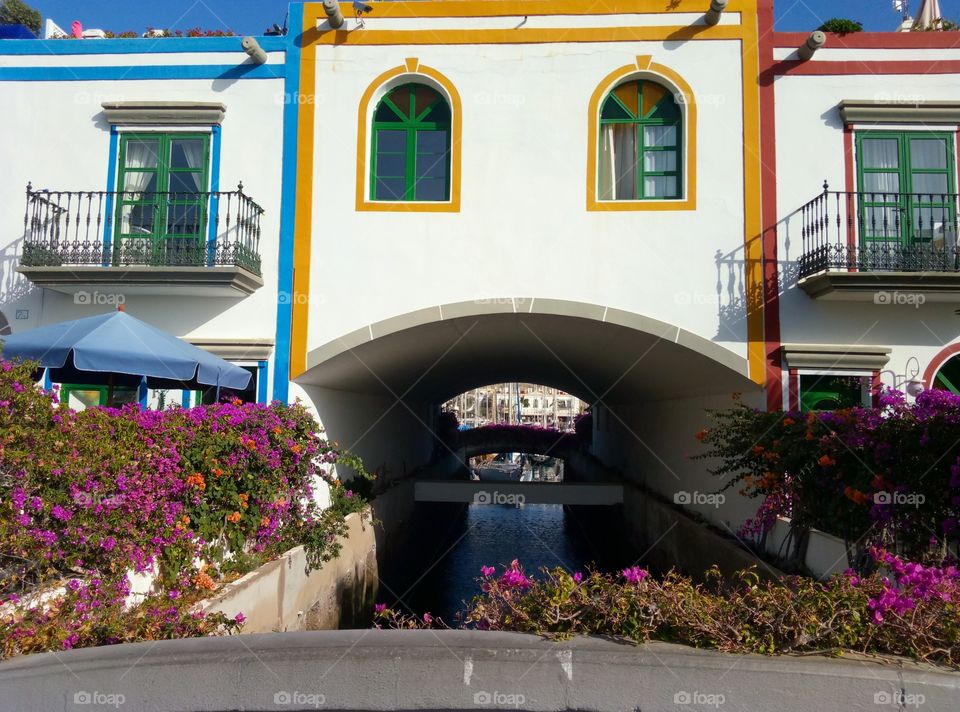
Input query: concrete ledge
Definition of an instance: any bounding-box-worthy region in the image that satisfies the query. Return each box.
[798,271,960,301]
[16,265,264,297]
[0,630,956,711]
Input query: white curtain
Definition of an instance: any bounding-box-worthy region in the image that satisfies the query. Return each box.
[120,140,157,239]
[598,124,636,200]
[861,139,900,195]
[176,139,205,192]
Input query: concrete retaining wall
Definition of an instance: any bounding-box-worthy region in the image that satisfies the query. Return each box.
[200,480,418,633]
[1,630,956,711]
[199,510,378,632]
[621,483,784,580]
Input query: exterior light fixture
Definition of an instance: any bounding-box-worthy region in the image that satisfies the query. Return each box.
[241,36,267,64]
[704,0,728,27]
[797,30,826,61]
[323,0,345,29]
[881,357,924,398]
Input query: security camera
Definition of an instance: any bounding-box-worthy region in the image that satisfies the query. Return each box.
[353,1,373,14]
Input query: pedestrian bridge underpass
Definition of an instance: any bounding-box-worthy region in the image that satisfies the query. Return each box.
[413,479,624,505]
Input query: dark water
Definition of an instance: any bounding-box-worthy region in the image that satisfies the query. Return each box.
[378,502,641,625]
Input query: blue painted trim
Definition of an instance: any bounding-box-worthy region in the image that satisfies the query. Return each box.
[0,35,287,56]
[0,63,284,81]
[181,390,191,408]
[272,3,303,405]
[207,125,223,265]
[103,126,119,263]
[138,379,148,407]
[43,371,52,391]
[257,361,268,404]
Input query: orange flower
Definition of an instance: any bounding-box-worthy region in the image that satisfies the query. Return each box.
[186,473,206,490]
[227,511,242,524]
[260,516,270,527]
[695,429,709,442]
[752,445,765,455]
[782,418,795,427]
[194,571,216,590]
[212,468,223,478]
[181,515,191,526]
[243,439,257,452]
[804,431,814,441]
[818,455,836,467]
[291,444,302,454]
[272,427,282,435]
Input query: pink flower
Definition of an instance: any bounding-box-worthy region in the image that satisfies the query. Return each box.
[481,565,496,577]
[345,489,354,498]
[573,572,583,583]
[422,612,433,624]
[622,566,648,584]
[374,603,386,614]
[234,612,246,625]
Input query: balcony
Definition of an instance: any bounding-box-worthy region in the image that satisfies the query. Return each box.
[17,183,264,297]
[796,184,960,301]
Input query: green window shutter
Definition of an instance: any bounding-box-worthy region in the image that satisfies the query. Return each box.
[371,83,452,202]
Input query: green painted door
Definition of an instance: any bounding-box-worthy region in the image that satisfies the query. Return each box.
[115,133,210,265]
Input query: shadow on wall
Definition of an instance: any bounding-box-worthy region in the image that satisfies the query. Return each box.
[0,233,38,334]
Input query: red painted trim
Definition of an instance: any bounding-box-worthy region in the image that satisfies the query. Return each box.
[774,60,960,76]
[758,0,783,412]
[871,370,882,407]
[788,368,799,411]
[843,125,857,263]
[775,31,960,50]
[922,342,960,389]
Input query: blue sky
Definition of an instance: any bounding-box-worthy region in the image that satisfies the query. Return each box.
[28,1,955,36]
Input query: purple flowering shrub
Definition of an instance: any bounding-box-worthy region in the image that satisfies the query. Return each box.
[0,359,370,657]
[377,558,960,667]
[696,390,960,563]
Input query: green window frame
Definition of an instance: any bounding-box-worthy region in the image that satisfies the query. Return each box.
[799,374,869,412]
[855,130,957,246]
[370,83,452,202]
[60,384,140,409]
[115,132,211,264]
[598,79,682,201]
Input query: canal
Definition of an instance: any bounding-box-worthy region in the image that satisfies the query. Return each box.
[377,501,643,625]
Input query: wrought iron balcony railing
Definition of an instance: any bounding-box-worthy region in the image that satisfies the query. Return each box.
[798,183,960,279]
[21,183,263,276]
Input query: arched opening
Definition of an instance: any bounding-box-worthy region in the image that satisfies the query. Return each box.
[933,353,960,394]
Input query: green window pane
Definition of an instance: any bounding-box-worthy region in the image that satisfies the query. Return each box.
[415,179,447,201]
[600,97,632,120]
[644,125,676,147]
[168,172,203,194]
[861,139,899,169]
[643,175,677,198]
[169,139,206,170]
[375,177,406,200]
[910,139,947,169]
[644,150,676,172]
[863,172,900,194]
[375,101,404,122]
[124,139,159,169]
[422,101,451,123]
[911,173,949,196]
[799,375,865,412]
[376,153,406,178]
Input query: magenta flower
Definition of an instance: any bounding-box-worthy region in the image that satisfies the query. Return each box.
[573,571,583,583]
[345,489,354,499]
[374,603,386,614]
[622,566,648,584]
[234,612,246,625]
[481,565,496,577]
[500,559,531,589]
[422,612,433,624]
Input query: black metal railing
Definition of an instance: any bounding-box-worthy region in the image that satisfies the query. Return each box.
[21,183,264,275]
[798,182,960,278]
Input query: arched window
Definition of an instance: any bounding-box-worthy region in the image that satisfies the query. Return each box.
[598,79,682,201]
[933,354,960,394]
[371,83,451,202]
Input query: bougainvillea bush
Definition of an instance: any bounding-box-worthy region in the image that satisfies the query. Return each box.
[0,358,369,658]
[377,557,960,668]
[695,390,960,564]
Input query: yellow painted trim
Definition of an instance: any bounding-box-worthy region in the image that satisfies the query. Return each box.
[739,8,766,385]
[290,16,319,380]
[310,25,744,47]
[585,58,697,212]
[312,0,753,19]
[355,63,463,213]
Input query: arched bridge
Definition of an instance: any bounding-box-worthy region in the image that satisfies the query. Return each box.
[449,424,584,461]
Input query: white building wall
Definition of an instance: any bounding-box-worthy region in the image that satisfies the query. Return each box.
[305,39,749,359]
[0,63,285,350]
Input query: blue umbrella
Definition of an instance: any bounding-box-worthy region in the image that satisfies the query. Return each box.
[0,309,251,402]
